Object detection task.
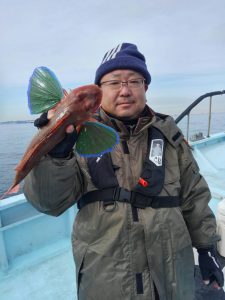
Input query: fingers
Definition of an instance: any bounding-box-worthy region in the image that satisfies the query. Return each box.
[47,109,54,119]
[47,94,68,119]
[46,98,75,134]
[47,107,75,134]
[203,280,221,290]
[47,104,62,119]
[66,124,75,134]
[212,281,221,289]
[203,280,210,285]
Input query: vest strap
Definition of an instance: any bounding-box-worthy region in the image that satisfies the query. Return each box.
[77,187,180,210]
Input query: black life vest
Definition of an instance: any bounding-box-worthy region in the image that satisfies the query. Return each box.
[77,125,180,209]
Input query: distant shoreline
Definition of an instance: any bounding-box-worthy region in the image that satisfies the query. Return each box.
[0,120,34,125]
[1,111,225,125]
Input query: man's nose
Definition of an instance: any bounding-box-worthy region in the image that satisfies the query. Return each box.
[119,83,131,95]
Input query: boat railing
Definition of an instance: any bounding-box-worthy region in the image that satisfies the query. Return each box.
[175,90,225,141]
[0,193,77,276]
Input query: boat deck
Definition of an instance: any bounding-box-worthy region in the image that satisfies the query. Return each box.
[0,246,76,300]
[190,133,225,207]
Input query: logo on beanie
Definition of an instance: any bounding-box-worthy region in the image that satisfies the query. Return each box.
[101,44,122,64]
[95,42,151,85]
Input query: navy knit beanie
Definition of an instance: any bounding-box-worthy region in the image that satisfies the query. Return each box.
[94,43,151,85]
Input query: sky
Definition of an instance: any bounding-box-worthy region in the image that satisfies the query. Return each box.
[1,0,225,121]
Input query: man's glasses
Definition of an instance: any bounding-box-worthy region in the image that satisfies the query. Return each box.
[100,78,145,90]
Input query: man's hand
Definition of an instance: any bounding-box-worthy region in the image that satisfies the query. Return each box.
[198,247,224,289]
[34,109,77,158]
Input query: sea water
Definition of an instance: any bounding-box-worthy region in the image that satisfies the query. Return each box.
[0,112,225,197]
[0,122,36,197]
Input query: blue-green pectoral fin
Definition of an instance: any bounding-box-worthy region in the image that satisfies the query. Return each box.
[75,121,120,157]
[27,66,64,114]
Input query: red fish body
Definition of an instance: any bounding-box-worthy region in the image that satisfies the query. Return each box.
[2,84,102,198]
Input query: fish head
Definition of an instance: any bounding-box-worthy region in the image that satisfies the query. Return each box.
[73,84,102,114]
[57,84,102,126]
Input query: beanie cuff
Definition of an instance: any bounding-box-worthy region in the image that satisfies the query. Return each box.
[95,57,151,85]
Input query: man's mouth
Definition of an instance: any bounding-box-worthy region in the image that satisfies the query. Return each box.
[117,101,134,106]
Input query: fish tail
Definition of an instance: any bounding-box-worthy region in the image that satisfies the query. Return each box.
[28,66,64,114]
[0,184,20,200]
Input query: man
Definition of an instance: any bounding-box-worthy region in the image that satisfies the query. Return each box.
[24,43,224,300]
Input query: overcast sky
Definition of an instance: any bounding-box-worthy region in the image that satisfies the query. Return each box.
[1,0,225,121]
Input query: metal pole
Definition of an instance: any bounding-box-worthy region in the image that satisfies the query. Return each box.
[187,113,190,141]
[207,96,212,137]
[175,90,225,124]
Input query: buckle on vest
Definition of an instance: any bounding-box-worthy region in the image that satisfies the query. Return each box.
[113,187,153,209]
[113,187,131,203]
[130,193,153,209]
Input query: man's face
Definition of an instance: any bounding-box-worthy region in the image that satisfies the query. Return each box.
[100,69,148,119]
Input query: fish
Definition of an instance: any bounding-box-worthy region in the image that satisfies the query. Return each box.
[1,67,119,199]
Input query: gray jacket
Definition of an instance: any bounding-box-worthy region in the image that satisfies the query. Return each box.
[24,107,217,300]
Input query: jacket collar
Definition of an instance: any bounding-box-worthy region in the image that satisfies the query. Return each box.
[98,105,155,138]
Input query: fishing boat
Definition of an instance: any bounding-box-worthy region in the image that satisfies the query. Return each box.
[1,91,225,299]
